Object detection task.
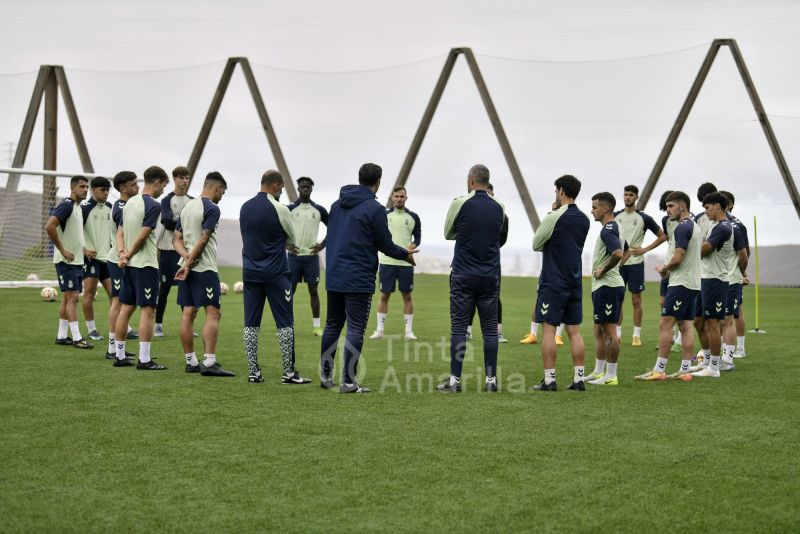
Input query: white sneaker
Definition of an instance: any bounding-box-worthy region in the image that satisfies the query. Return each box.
[369,330,384,340]
[404,332,418,341]
[498,334,508,343]
[585,371,605,382]
[720,361,736,372]
[688,362,707,373]
[691,367,720,378]
[733,349,746,359]
[153,325,164,338]
[466,331,473,340]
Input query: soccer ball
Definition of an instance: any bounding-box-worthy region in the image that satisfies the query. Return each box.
[220,282,229,295]
[233,281,244,293]
[26,273,40,281]
[41,287,58,301]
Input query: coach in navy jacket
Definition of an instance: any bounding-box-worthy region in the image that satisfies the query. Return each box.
[321,163,416,393]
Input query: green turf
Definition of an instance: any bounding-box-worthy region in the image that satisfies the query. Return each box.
[1,268,798,532]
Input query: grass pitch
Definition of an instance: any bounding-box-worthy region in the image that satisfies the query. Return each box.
[1,268,798,532]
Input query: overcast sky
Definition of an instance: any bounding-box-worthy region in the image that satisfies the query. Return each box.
[2,0,799,255]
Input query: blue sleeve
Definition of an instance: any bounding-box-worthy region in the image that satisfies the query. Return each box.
[641,212,661,235]
[737,221,749,248]
[601,224,622,255]
[287,201,299,212]
[371,207,408,261]
[706,223,731,248]
[410,210,422,246]
[613,209,623,217]
[733,224,746,251]
[317,204,329,225]
[674,222,692,250]
[160,196,176,230]
[499,214,508,247]
[112,205,123,227]
[51,201,73,226]
[80,203,93,226]
[661,215,668,234]
[202,201,220,232]
[143,198,161,229]
[176,218,182,232]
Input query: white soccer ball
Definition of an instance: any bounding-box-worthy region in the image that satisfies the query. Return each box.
[220,282,229,295]
[233,281,244,293]
[26,272,40,281]
[41,286,58,301]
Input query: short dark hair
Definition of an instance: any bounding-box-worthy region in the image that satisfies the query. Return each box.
[702,191,728,211]
[697,182,717,202]
[358,163,382,186]
[624,184,639,195]
[554,174,581,199]
[665,190,691,211]
[144,166,169,184]
[70,175,88,187]
[90,176,110,189]
[296,176,314,186]
[468,164,490,184]
[204,171,227,188]
[591,191,616,211]
[658,190,673,211]
[261,170,283,186]
[113,171,137,191]
[719,190,734,208]
[392,186,406,194]
[172,166,190,178]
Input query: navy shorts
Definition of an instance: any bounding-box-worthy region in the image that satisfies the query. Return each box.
[535,285,582,326]
[83,258,110,281]
[727,283,743,318]
[177,270,221,309]
[107,261,123,298]
[243,275,294,329]
[379,264,414,293]
[661,285,699,321]
[620,263,645,293]
[660,277,669,297]
[158,249,182,287]
[288,255,320,285]
[55,262,83,293]
[699,278,728,320]
[119,266,160,307]
[592,285,625,324]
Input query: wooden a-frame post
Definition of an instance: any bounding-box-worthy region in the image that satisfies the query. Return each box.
[188,57,297,201]
[392,48,541,230]
[638,39,800,220]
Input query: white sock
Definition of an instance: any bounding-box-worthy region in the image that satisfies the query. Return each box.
[654,356,668,373]
[486,375,497,384]
[313,317,320,328]
[722,346,735,364]
[57,319,69,339]
[703,349,711,358]
[86,320,96,332]
[675,330,683,345]
[155,322,162,329]
[556,324,565,336]
[107,333,115,354]
[127,324,134,334]
[497,323,503,334]
[139,342,151,363]
[633,326,641,337]
[573,366,585,382]
[203,353,216,367]
[680,359,691,373]
[616,326,622,338]
[593,359,606,376]
[531,322,539,335]
[736,336,745,351]
[69,321,82,341]
[449,375,460,386]
[115,340,126,360]
[185,352,198,366]
[606,362,618,379]
[709,355,720,372]
[376,312,387,332]
[404,314,413,334]
[467,325,472,335]
[544,368,556,385]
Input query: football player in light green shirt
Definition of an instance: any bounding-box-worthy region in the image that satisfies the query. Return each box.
[44,175,93,349]
[81,176,114,341]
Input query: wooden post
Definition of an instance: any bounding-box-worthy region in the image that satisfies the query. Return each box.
[42,69,58,250]
[54,67,94,174]
[390,48,540,230]
[187,58,296,201]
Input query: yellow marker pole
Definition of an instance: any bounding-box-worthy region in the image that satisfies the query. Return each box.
[749,215,766,333]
